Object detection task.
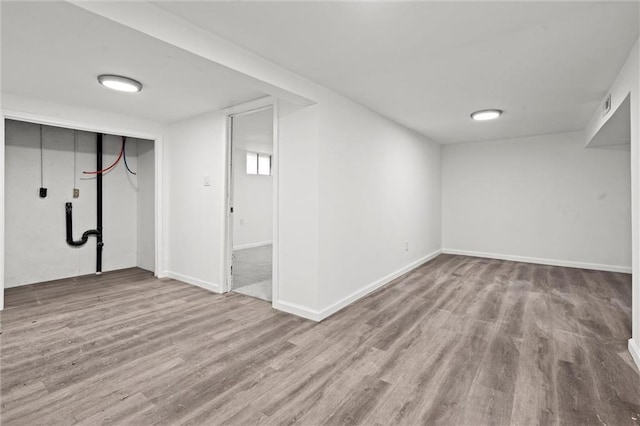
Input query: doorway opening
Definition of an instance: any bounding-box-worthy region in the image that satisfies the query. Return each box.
[228,106,275,302]
[227,107,275,302]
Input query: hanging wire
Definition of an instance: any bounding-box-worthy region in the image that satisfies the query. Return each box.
[123,137,136,175]
[73,130,77,187]
[83,135,135,175]
[83,142,123,175]
[40,124,44,187]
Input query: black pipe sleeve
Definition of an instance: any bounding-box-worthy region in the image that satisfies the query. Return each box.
[65,202,98,246]
[96,133,103,273]
[64,133,103,273]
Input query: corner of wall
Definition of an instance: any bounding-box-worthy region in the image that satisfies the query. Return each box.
[314,249,442,321]
[165,271,221,294]
[585,38,639,145]
[629,338,640,372]
[272,300,322,322]
[0,114,5,312]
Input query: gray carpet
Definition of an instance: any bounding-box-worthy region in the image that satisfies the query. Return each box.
[232,244,272,302]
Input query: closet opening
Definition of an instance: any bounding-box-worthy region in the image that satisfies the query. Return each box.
[4,119,156,291]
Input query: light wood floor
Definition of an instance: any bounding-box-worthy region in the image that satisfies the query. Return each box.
[1,255,639,425]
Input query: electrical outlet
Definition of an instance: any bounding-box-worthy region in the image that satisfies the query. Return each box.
[203,175,211,186]
[39,187,47,198]
[73,188,80,198]
[405,242,409,252]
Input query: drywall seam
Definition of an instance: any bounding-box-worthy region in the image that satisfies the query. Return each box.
[233,241,272,251]
[166,271,221,294]
[629,338,640,371]
[442,249,631,274]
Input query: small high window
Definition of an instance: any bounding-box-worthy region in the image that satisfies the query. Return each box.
[246,152,271,176]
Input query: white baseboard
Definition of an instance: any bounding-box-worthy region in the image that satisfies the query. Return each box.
[233,241,272,251]
[629,339,640,372]
[273,249,442,322]
[166,271,221,294]
[441,249,631,274]
[315,249,442,321]
[272,300,321,322]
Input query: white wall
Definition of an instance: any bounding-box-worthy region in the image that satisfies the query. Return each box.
[585,38,639,369]
[162,100,324,320]
[275,102,320,313]
[4,120,153,287]
[162,95,442,321]
[442,131,631,271]
[232,145,273,249]
[137,139,155,272]
[316,96,442,315]
[39,3,443,321]
[164,111,227,292]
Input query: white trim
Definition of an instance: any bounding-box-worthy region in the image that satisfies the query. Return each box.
[223,97,275,116]
[166,271,221,294]
[0,116,4,310]
[2,109,159,141]
[272,100,280,306]
[273,249,443,322]
[1,109,165,310]
[629,339,640,372]
[154,135,166,278]
[224,114,234,292]
[442,249,632,274]
[233,241,272,251]
[316,249,443,320]
[223,98,278,299]
[273,300,321,322]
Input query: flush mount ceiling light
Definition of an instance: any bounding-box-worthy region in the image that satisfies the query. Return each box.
[97,74,143,93]
[471,109,503,121]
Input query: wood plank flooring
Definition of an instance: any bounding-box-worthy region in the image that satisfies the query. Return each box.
[1,254,639,425]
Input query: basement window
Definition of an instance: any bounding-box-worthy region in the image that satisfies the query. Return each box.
[246,152,271,176]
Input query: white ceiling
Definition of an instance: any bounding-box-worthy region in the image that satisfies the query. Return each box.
[1,1,266,124]
[153,1,639,143]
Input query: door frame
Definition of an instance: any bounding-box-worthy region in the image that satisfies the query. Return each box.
[223,97,279,304]
[0,109,165,310]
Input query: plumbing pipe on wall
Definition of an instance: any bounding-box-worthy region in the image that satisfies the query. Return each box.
[65,133,103,274]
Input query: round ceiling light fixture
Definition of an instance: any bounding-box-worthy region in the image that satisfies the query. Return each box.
[97,74,143,93]
[470,109,503,121]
